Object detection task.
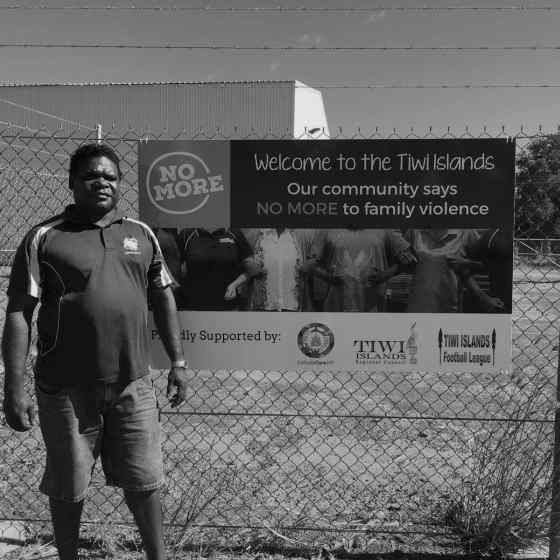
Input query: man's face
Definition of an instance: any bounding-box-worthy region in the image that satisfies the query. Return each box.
[70,155,120,215]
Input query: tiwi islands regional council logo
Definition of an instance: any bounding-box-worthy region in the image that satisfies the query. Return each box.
[298,323,335,359]
[146,151,224,215]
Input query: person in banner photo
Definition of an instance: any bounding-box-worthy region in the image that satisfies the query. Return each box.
[404,227,494,313]
[307,228,416,313]
[2,143,188,560]
[243,228,323,312]
[445,227,513,313]
[176,227,261,311]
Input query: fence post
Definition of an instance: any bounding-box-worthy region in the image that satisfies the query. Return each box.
[96,123,103,143]
[549,334,560,559]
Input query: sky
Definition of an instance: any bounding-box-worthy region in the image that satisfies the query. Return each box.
[1,0,560,135]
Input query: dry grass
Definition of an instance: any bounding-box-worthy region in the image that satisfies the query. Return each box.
[440,378,553,556]
[165,440,242,558]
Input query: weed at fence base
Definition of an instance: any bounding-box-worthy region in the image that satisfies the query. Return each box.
[439,384,553,557]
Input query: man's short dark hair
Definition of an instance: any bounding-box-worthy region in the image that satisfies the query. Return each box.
[69,143,122,183]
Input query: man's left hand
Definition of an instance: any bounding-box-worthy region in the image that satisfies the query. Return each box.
[167,366,188,408]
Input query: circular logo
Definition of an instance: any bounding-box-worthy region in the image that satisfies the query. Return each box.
[145,151,225,215]
[298,323,335,359]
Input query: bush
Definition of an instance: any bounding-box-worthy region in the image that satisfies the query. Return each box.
[441,379,553,556]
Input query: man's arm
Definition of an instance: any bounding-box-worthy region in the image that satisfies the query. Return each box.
[2,294,37,431]
[150,286,187,408]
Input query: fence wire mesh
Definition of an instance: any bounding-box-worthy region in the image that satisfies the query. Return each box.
[0,125,557,555]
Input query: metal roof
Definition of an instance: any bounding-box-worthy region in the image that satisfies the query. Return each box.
[0,80,328,136]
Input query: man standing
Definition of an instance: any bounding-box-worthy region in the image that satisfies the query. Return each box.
[2,143,187,560]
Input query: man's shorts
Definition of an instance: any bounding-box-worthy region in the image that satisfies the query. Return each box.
[35,375,164,503]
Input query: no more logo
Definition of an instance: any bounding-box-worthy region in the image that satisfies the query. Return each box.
[146,151,225,215]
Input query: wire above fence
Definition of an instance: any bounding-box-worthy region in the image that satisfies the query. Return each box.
[3,43,560,52]
[1,4,560,11]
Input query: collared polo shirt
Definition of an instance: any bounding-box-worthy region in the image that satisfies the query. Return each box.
[8,205,173,387]
[177,228,253,310]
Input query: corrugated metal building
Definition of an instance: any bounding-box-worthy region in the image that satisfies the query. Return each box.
[0,80,329,137]
[0,80,329,262]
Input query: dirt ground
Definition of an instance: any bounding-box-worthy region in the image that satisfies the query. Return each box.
[0,263,557,557]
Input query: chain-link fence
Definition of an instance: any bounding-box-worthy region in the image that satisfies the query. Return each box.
[0,125,557,556]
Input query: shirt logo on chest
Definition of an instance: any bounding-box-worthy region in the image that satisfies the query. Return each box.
[123,237,141,254]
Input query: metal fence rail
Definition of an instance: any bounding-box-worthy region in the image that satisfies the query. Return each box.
[0,125,557,555]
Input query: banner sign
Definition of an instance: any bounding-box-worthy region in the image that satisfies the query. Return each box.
[139,139,514,229]
[139,139,514,373]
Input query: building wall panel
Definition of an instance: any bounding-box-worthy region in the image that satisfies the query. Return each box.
[0,81,317,137]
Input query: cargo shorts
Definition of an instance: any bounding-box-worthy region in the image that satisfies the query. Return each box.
[35,375,164,503]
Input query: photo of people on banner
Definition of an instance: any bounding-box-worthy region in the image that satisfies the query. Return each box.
[139,139,514,372]
[153,226,512,314]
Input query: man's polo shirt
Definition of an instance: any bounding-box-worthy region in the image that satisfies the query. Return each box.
[8,205,173,387]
